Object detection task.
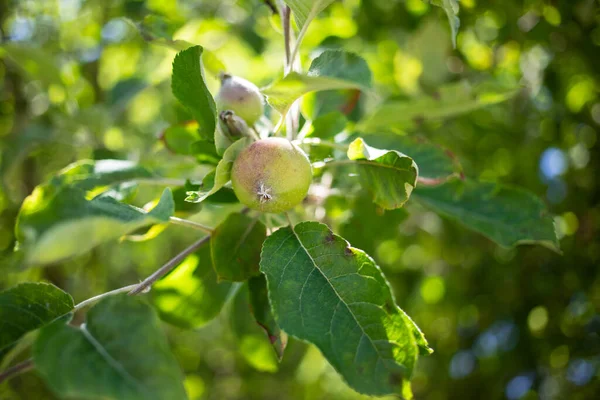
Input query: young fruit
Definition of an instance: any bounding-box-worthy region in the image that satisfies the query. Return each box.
[231,137,312,213]
[215,73,264,125]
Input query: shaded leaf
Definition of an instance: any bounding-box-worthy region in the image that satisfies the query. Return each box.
[33,295,187,400]
[172,46,217,140]
[230,284,280,372]
[211,213,266,282]
[0,283,73,358]
[305,111,348,139]
[17,188,174,265]
[185,138,251,204]
[339,193,408,256]
[428,0,460,48]
[413,179,559,250]
[260,221,431,396]
[358,81,520,132]
[346,138,418,209]
[108,78,149,115]
[153,239,232,329]
[248,275,287,359]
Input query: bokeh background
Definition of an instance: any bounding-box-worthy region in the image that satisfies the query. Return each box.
[1,0,599,399]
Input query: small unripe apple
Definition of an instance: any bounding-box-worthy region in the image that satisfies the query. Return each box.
[215,73,264,125]
[231,138,312,213]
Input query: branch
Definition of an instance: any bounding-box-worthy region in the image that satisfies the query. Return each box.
[0,359,34,384]
[128,235,211,295]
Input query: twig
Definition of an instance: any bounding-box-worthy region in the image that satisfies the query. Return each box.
[169,216,214,234]
[0,359,34,384]
[128,235,211,295]
[73,284,141,312]
[282,5,292,70]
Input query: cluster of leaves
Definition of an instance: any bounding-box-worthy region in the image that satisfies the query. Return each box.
[0,1,563,399]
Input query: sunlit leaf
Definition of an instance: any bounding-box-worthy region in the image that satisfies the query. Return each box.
[211,213,266,282]
[260,221,431,396]
[17,188,174,265]
[185,138,251,204]
[172,46,217,140]
[358,81,520,132]
[153,240,232,329]
[0,283,73,358]
[413,179,560,250]
[282,0,336,32]
[34,295,188,400]
[346,138,418,209]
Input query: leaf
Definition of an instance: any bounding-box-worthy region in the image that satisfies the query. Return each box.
[282,0,336,31]
[339,193,408,256]
[108,78,149,115]
[428,0,460,48]
[309,50,373,87]
[17,187,174,265]
[305,111,348,139]
[172,46,217,140]
[48,159,154,194]
[413,179,560,250]
[0,45,64,86]
[33,295,188,400]
[153,239,232,329]
[346,138,418,209]
[358,81,520,132]
[0,283,73,358]
[248,275,287,359]
[230,284,280,372]
[211,213,266,282]
[263,73,367,117]
[260,221,431,396]
[185,138,251,204]
[357,134,463,184]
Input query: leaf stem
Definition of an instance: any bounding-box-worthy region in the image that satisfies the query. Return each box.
[169,216,214,233]
[128,235,211,295]
[0,358,34,384]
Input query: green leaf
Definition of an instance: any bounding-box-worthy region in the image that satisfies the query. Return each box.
[305,111,348,139]
[248,275,287,359]
[339,193,408,256]
[48,159,154,194]
[17,187,174,265]
[282,0,336,31]
[108,78,149,115]
[309,50,373,87]
[346,138,418,209]
[230,284,280,372]
[260,221,431,396]
[185,138,251,204]
[33,295,187,400]
[0,283,73,358]
[428,0,460,48]
[211,213,266,282]
[153,239,232,329]
[161,121,220,164]
[263,73,367,117]
[413,179,560,250]
[357,135,462,184]
[358,81,520,132]
[172,46,217,140]
[0,44,64,86]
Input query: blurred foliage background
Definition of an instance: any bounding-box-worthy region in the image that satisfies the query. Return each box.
[0,0,599,399]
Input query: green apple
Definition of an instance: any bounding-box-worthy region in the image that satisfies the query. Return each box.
[231,138,312,213]
[215,73,264,125]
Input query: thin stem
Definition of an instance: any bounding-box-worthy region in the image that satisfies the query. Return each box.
[169,216,214,234]
[289,16,311,70]
[128,235,211,295]
[73,284,140,312]
[0,359,34,384]
[282,5,292,70]
[285,212,294,228]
